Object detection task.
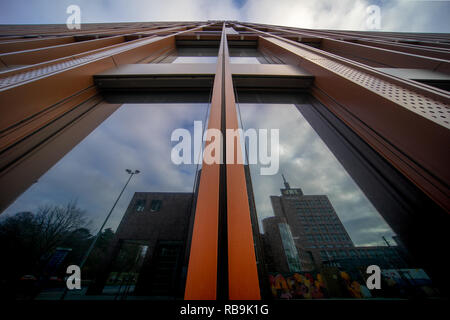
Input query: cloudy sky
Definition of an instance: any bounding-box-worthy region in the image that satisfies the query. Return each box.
[1,101,396,248]
[0,0,449,32]
[239,104,395,246]
[2,104,209,233]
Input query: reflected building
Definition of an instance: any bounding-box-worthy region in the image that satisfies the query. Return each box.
[264,175,407,274]
[262,216,315,273]
[89,191,196,298]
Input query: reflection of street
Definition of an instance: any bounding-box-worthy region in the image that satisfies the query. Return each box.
[36,285,137,300]
[103,285,136,295]
[36,287,89,300]
[0,104,206,300]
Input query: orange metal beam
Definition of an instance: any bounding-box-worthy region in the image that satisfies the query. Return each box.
[184,28,224,301]
[223,32,261,300]
[185,23,261,300]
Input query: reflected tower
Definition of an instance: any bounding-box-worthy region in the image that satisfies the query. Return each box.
[267,174,355,268]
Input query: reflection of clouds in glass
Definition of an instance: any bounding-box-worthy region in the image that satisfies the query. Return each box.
[240,104,394,246]
[2,104,208,232]
[172,57,218,64]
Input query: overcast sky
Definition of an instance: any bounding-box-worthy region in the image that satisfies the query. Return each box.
[2,102,394,247]
[240,104,394,246]
[0,0,449,33]
[1,104,208,235]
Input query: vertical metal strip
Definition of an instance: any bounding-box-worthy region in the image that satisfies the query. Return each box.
[217,23,229,301]
[223,29,261,300]
[184,24,225,300]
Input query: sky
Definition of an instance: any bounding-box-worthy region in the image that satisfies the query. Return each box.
[239,104,394,247]
[1,104,209,234]
[0,0,449,33]
[2,102,395,247]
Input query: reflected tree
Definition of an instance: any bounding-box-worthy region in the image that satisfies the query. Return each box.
[0,201,91,298]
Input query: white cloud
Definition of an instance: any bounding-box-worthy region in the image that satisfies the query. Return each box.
[2,104,209,232]
[240,103,394,246]
[0,0,448,32]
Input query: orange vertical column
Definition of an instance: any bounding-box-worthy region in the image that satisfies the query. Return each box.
[223,33,261,299]
[184,25,225,300]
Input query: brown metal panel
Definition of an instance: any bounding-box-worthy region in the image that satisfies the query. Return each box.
[0,26,211,133]
[0,24,212,215]
[95,63,216,77]
[0,56,116,132]
[257,36,450,212]
[0,36,126,66]
[355,39,450,61]
[112,37,175,65]
[320,38,449,71]
[239,23,450,72]
[265,23,450,65]
[0,36,74,54]
[0,87,99,153]
[0,100,120,212]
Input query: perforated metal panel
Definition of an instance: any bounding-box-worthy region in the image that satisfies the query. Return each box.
[315,59,450,128]
[0,36,159,89]
[266,37,450,129]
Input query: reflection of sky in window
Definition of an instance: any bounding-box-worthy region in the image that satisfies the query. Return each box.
[1,104,208,233]
[238,104,394,246]
[229,56,260,64]
[172,56,218,63]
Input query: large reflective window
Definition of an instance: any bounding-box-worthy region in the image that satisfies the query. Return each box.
[0,103,208,300]
[238,103,440,299]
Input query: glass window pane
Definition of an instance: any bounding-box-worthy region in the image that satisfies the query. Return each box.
[172,56,218,64]
[176,47,218,57]
[0,103,208,300]
[229,56,260,64]
[238,102,439,299]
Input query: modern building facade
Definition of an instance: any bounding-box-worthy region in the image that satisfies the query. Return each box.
[0,21,449,300]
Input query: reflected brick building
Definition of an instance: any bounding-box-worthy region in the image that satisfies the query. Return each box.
[89,192,196,297]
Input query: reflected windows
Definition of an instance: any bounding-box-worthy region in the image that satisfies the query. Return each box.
[135,199,146,212]
[150,199,162,212]
[229,47,283,64]
[237,101,439,299]
[157,47,218,64]
[0,103,209,300]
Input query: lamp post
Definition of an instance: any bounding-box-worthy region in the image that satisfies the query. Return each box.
[60,169,140,299]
